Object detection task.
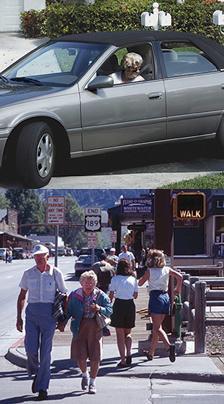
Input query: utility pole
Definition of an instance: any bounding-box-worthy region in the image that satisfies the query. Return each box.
[154,189,174,333]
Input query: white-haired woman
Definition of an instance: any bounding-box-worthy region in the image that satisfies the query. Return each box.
[64,270,112,394]
[111,52,144,84]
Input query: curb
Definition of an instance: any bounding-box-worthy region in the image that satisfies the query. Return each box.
[5,336,26,369]
[5,342,224,384]
[149,371,224,383]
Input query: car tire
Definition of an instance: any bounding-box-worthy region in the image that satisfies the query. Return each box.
[16,121,55,188]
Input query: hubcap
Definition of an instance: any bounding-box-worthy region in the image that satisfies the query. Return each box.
[36,133,54,178]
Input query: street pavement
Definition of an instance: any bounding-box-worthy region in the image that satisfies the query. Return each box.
[0,32,223,189]
[3,286,224,403]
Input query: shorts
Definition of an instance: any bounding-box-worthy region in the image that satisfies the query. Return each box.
[148,290,170,315]
[110,298,135,329]
[71,318,103,361]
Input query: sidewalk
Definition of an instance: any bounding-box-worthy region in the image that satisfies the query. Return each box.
[6,286,224,385]
[0,32,48,71]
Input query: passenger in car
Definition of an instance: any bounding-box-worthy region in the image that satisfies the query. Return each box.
[110,52,145,84]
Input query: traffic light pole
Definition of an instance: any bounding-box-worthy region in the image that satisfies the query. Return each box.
[154,189,174,333]
[55,225,59,267]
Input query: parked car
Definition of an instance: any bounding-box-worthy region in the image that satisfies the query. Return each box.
[12,247,26,259]
[24,250,32,259]
[65,247,73,256]
[79,248,105,260]
[0,248,7,260]
[57,248,64,256]
[74,254,98,277]
[1,30,224,188]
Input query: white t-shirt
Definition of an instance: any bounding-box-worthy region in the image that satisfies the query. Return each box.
[147,266,170,292]
[118,251,135,264]
[109,275,138,300]
[111,71,144,84]
[19,265,68,303]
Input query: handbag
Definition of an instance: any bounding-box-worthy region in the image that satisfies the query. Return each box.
[95,311,111,328]
[95,290,111,328]
[52,268,67,324]
[53,289,67,324]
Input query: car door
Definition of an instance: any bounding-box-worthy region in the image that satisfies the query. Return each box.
[80,80,166,151]
[79,45,166,152]
[160,41,224,140]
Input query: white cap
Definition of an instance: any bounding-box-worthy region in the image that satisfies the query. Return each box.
[33,245,49,255]
[110,248,116,252]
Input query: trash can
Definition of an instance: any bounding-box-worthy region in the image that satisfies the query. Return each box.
[174,294,183,338]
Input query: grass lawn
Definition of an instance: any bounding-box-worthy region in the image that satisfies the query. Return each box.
[160,173,224,189]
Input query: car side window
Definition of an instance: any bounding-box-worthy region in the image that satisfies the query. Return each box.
[161,42,217,78]
[97,43,154,82]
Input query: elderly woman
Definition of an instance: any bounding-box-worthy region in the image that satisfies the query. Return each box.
[110,52,144,84]
[109,258,138,367]
[65,270,112,394]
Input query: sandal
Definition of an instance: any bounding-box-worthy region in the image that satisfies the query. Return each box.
[117,361,127,368]
[168,344,176,363]
[143,350,153,361]
[126,355,132,365]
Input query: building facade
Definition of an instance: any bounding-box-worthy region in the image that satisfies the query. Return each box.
[0,0,46,32]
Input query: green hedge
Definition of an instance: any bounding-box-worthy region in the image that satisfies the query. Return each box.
[20,1,224,44]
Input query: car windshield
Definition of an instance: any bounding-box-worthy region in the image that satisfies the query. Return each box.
[3,41,107,87]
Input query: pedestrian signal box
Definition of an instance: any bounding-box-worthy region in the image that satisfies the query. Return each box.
[175,192,206,220]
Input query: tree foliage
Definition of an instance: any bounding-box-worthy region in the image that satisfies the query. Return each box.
[4,190,88,249]
[60,196,87,249]
[0,193,9,209]
[5,190,45,236]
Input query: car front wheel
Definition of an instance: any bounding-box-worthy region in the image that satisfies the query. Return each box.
[16,122,55,188]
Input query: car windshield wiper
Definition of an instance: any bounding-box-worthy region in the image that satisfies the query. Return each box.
[0,75,9,83]
[10,77,43,86]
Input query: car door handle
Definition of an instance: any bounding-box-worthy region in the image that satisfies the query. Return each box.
[221,84,224,90]
[148,92,163,99]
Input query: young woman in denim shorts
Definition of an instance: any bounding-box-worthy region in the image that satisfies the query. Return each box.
[138,249,182,362]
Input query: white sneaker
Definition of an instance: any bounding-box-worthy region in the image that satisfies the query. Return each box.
[89,383,97,394]
[81,376,88,390]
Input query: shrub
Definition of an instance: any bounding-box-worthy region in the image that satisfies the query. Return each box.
[20,9,47,38]
[19,1,224,44]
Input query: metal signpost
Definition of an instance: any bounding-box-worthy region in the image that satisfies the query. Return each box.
[85,207,101,266]
[46,196,65,266]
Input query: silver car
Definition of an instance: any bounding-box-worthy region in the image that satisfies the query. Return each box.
[1,30,224,188]
[0,248,6,260]
[74,254,98,277]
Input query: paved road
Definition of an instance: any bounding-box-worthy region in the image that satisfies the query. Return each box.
[0,33,224,189]
[0,139,223,189]
[0,256,77,356]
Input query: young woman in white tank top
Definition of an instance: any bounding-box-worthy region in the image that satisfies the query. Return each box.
[138,249,182,362]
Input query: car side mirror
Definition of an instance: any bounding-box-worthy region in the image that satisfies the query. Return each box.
[87,76,114,91]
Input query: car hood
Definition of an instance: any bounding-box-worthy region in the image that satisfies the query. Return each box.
[0,82,63,107]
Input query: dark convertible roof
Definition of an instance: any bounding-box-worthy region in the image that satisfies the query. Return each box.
[53,30,224,68]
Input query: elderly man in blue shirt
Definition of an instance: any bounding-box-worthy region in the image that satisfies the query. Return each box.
[16,244,68,401]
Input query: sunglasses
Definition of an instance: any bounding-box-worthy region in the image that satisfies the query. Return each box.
[128,67,140,72]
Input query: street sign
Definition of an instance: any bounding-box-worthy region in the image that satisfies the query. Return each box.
[125,234,133,244]
[46,196,65,225]
[85,207,101,232]
[121,197,153,215]
[87,232,97,248]
[110,230,117,243]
